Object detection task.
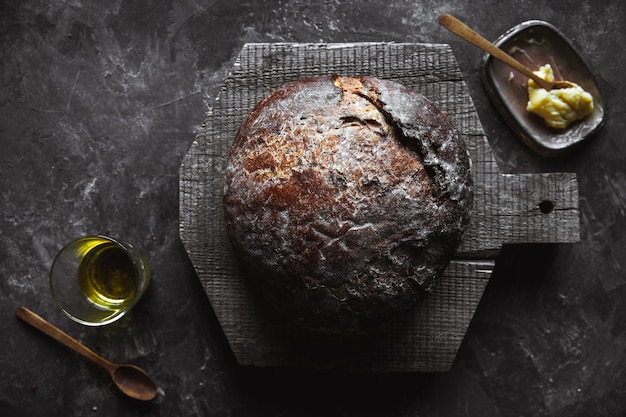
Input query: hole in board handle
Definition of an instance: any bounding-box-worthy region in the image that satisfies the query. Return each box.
[538,200,556,214]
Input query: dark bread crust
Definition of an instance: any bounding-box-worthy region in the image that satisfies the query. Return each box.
[223,76,473,332]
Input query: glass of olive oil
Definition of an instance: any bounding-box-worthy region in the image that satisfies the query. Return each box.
[49,235,151,326]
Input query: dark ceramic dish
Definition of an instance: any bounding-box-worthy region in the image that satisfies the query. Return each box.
[481,20,605,156]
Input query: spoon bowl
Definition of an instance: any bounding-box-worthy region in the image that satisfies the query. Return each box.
[16,306,158,401]
[112,364,159,401]
[439,14,577,91]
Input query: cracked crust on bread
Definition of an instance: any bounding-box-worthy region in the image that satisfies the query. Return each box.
[223,75,473,333]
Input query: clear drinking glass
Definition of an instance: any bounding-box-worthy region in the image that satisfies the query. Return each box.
[49,235,151,326]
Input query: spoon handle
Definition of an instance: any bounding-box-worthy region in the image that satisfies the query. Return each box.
[439,14,549,89]
[16,307,115,373]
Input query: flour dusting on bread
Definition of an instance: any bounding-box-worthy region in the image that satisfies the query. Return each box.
[223,76,473,333]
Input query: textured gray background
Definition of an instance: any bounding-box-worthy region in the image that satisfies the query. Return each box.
[1,1,625,416]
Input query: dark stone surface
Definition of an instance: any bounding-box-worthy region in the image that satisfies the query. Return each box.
[1,1,625,416]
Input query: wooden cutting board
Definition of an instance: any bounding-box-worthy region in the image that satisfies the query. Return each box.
[179,43,580,372]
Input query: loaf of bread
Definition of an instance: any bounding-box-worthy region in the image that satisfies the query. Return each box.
[223,75,473,333]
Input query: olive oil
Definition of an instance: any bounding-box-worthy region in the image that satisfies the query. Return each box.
[77,239,138,310]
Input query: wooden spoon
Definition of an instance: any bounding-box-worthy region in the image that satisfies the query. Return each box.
[16,306,158,401]
[439,14,577,90]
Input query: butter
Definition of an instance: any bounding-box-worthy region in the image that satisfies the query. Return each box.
[526,64,594,129]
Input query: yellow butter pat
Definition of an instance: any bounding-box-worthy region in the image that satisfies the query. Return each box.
[526,64,594,129]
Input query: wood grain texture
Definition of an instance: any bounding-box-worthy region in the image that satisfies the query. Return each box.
[179,43,580,371]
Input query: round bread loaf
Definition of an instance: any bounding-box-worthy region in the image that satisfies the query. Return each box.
[223,75,473,333]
